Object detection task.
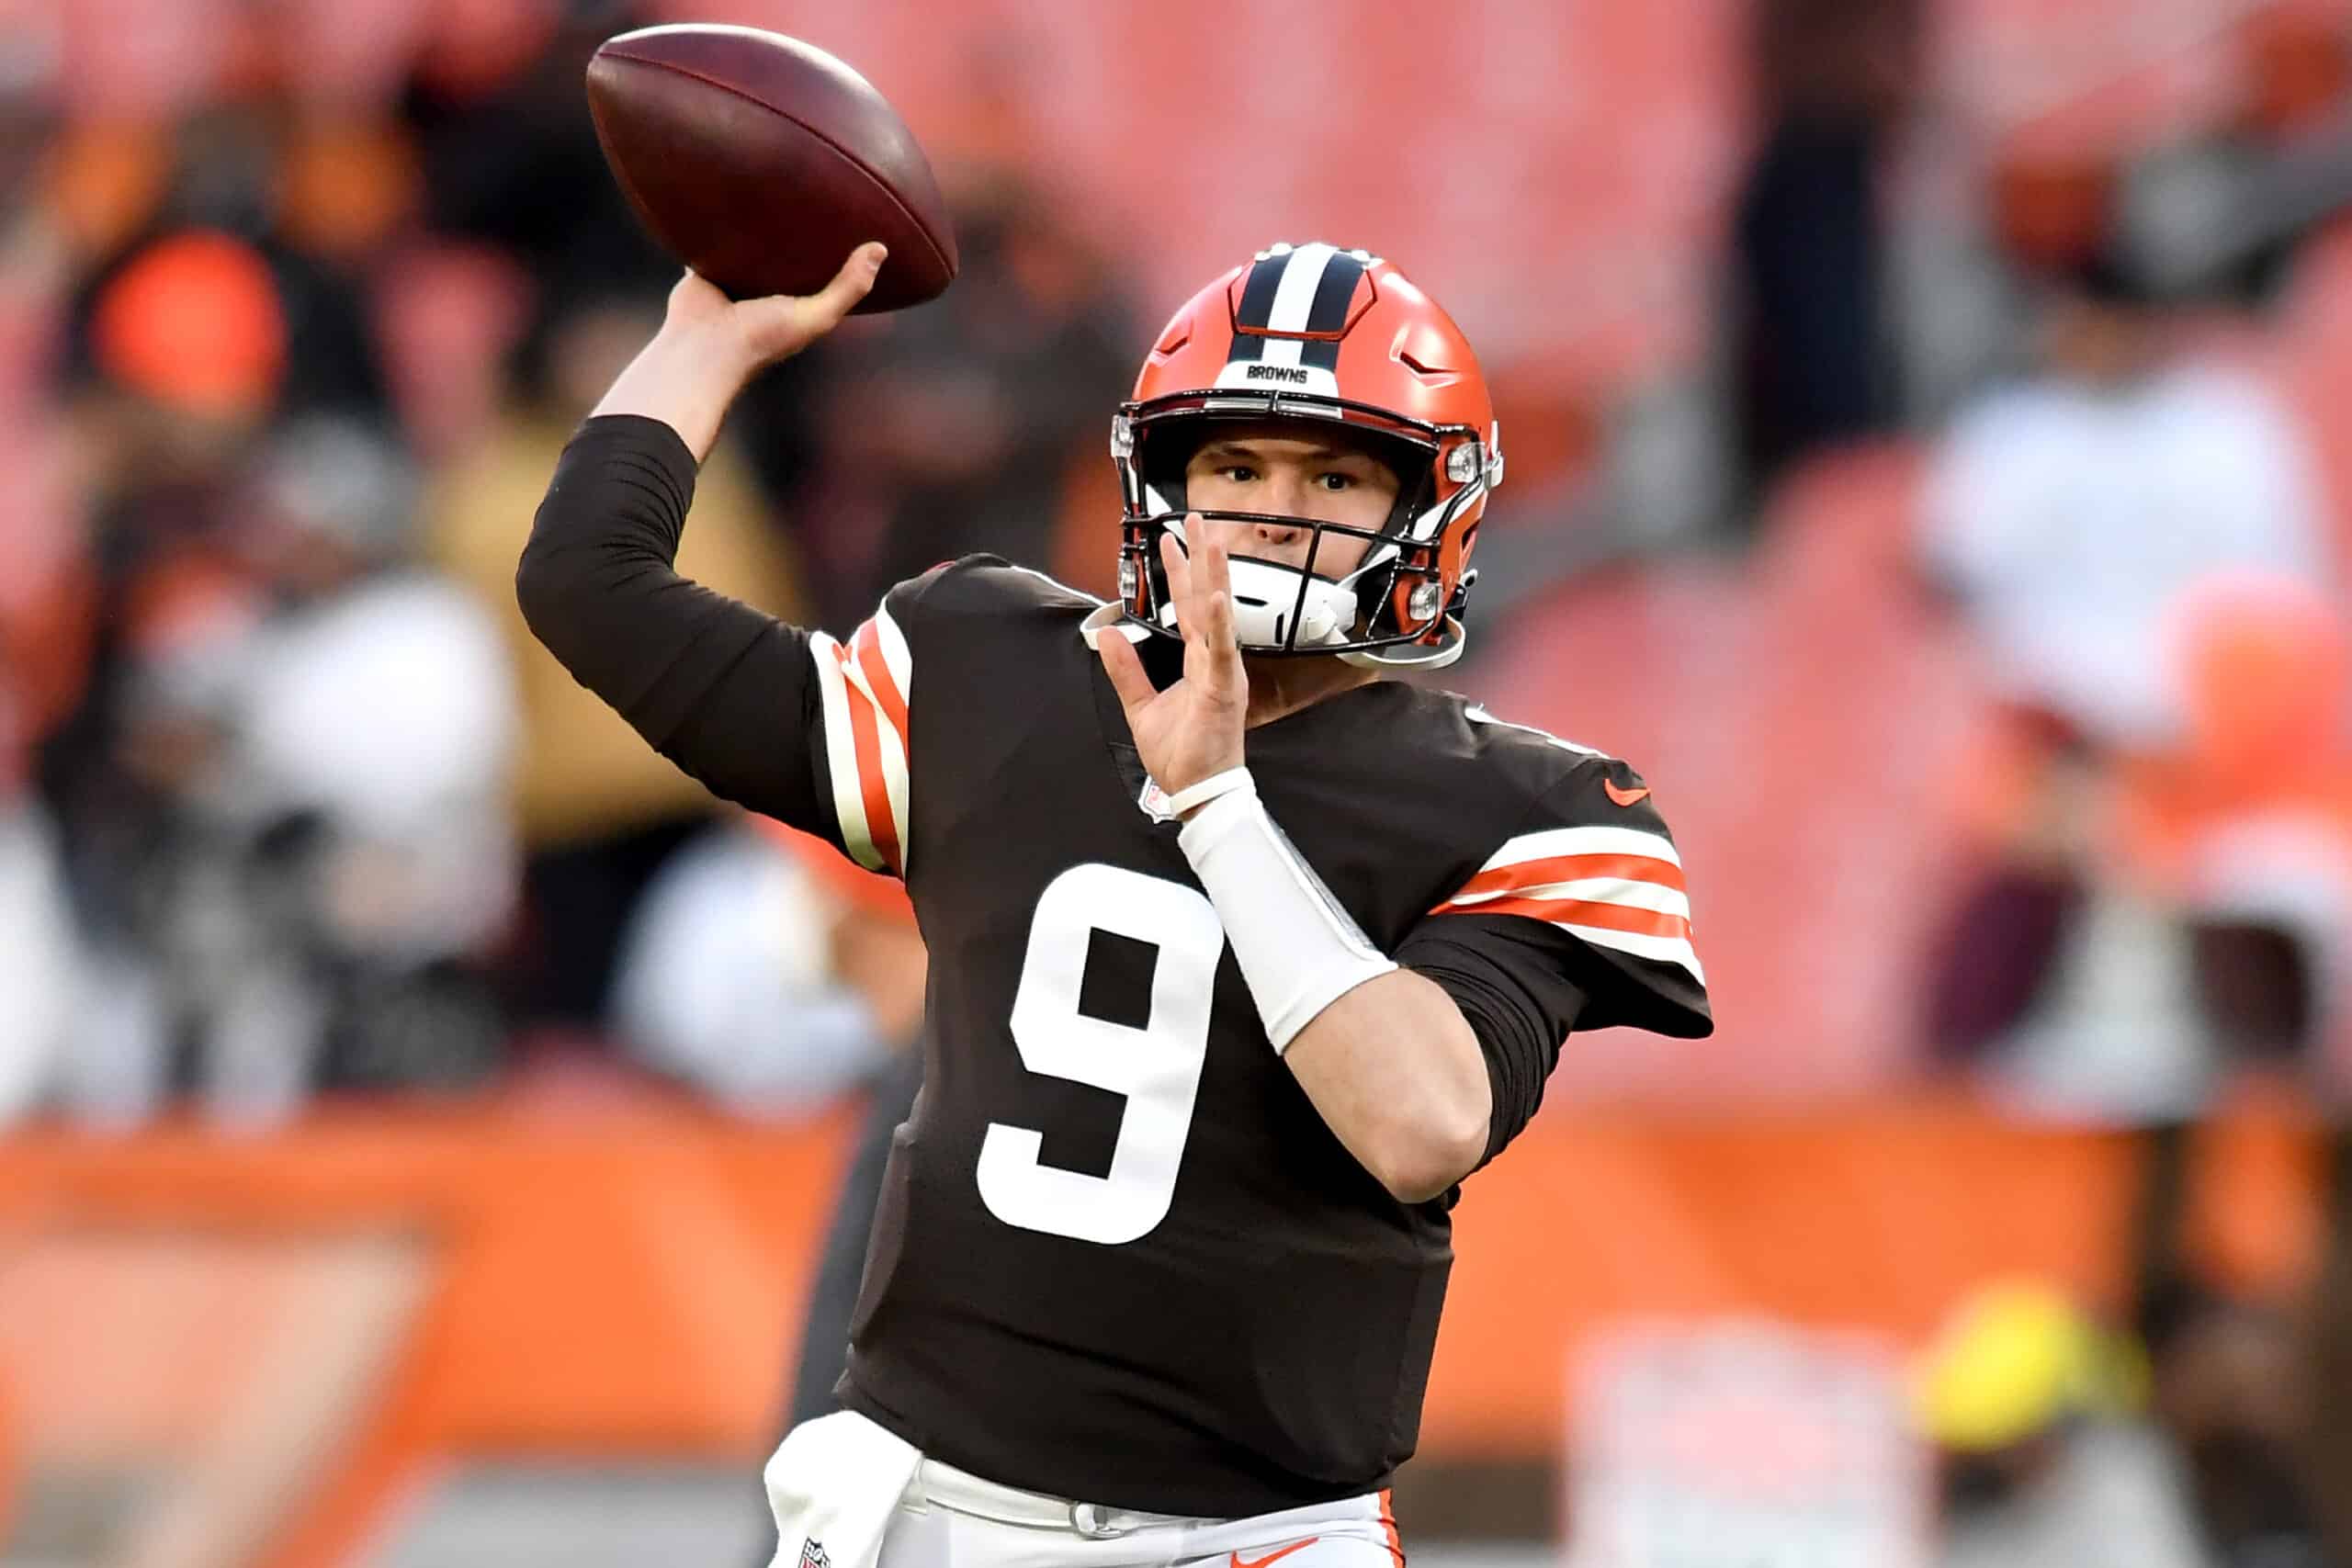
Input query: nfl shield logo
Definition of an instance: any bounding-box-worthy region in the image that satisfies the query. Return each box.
[798,1539,831,1568]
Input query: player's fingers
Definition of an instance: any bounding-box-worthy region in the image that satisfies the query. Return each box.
[1095,625,1157,715]
[803,243,888,327]
[729,245,886,365]
[1192,517,1231,602]
[1159,532,1193,638]
[1194,535,1244,693]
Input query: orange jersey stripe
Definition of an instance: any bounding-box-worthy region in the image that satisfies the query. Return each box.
[1443,892,1689,941]
[1443,851,1686,906]
[851,617,910,739]
[833,642,902,874]
[1378,1487,1404,1567]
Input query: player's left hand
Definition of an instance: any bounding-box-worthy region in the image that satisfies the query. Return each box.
[1097,520,1247,804]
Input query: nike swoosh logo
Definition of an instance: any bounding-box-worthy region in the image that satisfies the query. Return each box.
[1603,780,1650,807]
[1232,1540,1319,1568]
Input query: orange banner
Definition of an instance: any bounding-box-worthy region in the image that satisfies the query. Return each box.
[0,1085,2328,1565]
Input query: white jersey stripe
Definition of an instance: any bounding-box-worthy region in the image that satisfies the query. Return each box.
[837,643,911,871]
[1476,824,1682,872]
[872,602,914,710]
[1557,921,1706,982]
[808,631,886,872]
[1445,876,1691,920]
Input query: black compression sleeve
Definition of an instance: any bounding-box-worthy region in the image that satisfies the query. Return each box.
[514,414,831,829]
[1396,914,1589,1169]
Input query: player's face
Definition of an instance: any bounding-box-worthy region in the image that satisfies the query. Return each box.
[1182,424,1402,575]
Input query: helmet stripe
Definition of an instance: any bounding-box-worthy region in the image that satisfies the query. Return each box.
[1227,251,1289,363]
[1261,243,1337,334]
[1298,251,1365,372]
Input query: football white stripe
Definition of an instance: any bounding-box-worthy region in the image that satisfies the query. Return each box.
[836,644,911,872]
[1557,921,1706,982]
[1265,242,1337,333]
[808,632,885,872]
[1476,824,1682,872]
[1446,876,1690,920]
[871,603,914,707]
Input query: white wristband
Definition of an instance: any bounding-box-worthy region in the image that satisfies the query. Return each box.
[1177,774,1398,1054]
[1166,765,1255,818]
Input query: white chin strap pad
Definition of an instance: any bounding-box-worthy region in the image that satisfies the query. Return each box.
[1223,558,1359,649]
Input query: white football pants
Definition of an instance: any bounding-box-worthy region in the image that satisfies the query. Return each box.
[767,1411,1405,1568]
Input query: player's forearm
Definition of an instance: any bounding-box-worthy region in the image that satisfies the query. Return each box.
[515,417,824,821]
[591,319,761,463]
[1170,773,1492,1201]
[1281,969,1493,1203]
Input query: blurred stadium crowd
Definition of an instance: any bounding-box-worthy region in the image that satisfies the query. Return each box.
[13,0,2352,1562]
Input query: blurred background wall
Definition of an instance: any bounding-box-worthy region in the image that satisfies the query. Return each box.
[9,0,2352,1564]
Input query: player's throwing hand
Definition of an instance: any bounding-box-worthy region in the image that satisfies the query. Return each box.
[663,242,888,378]
[593,243,885,461]
[1096,520,1248,805]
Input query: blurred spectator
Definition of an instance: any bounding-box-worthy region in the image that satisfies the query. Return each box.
[2109,580,2352,1077]
[2130,6,2352,307]
[1724,0,1925,508]
[1917,146,2338,1118]
[425,292,805,1036]
[1914,1280,2207,1568]
[609,818,916,1112]
[790,170,1138,626]
[399,0,672,331]
[0,21,87,1126]
[63,101,395,423]
[0,794,75,1124]
[1922,149,2331,755]
[53,417,517,1123]
[2139,1281,2330,1568]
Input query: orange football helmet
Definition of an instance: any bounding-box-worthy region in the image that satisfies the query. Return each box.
[1104,243,1503,667]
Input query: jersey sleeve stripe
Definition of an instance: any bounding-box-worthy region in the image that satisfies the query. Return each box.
[1471,825,1682,872]
[1443,851,1686,903]
[808,631,887,872]
[853,615,910,740]
[1452,893,1690,942]
[1558,921,1706,981]
[832,639,906,874]
[872,602,914,716]
[1442,874,1690,920]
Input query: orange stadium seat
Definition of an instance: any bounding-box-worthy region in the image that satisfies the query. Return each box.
[1703,446,1982,1093]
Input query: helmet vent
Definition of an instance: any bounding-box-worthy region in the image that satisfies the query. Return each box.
[1397,349,1449,378]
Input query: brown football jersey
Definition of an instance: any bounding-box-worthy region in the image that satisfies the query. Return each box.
[790,557,1710,1516]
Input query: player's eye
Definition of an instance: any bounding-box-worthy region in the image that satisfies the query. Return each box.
[1317,471,1356,491]
[1219,464,1259,483]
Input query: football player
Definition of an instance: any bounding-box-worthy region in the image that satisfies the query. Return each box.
[519,238,1713,1568]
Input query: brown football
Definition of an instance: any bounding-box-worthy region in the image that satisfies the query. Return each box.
[585,25,957,310]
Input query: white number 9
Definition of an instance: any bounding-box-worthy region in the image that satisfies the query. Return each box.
[977,863,1225,1245]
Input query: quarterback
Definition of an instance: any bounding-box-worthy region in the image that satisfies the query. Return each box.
[518,238,1711,1567]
